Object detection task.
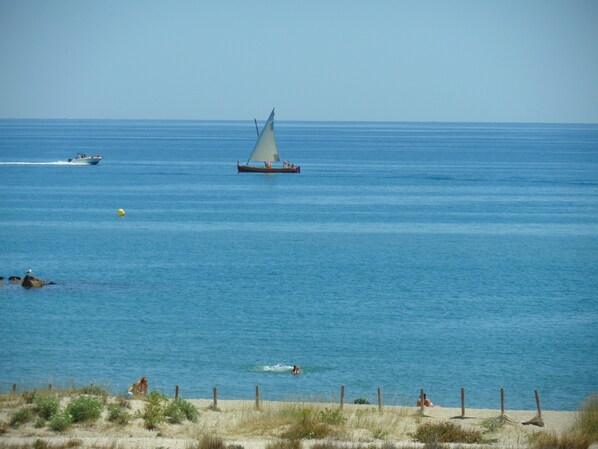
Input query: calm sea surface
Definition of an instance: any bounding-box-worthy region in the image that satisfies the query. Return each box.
[0,119,597,411]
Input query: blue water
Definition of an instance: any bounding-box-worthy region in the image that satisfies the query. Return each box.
[1,120,597,411]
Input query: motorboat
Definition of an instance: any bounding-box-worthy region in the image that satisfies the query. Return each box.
[68,153,103,165]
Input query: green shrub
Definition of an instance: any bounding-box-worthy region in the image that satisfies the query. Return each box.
[318,408,346,425]
[353,398,370,405]
[65,396,103,423]
[164,402,186,424]
[413,421,487,444]
[33,394,59,420]
[34,417,46,428]
[78,384,109,397]
[164,398,199,424]
[281,408,333,439]
[10,407,34,428]
[49,410,72,432]
[139,391,166,430]
[107,404,132,425]
[479,416,506,433]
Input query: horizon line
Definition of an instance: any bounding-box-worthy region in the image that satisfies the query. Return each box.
[1,117,597,126]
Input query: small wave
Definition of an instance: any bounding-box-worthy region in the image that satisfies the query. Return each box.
[0,161,70,165]
[250,363,293,373]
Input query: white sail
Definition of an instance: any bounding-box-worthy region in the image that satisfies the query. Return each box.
[248,109,280,163]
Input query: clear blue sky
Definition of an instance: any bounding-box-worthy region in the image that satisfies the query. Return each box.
[1,0,597,122]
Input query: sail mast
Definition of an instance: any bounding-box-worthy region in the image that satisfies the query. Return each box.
[247,119,260,164]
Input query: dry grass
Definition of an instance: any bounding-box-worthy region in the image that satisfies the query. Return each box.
[412,421,489,444]
[233,402,415,441]
[576,394,598,442]
[0,388,593,449]
[187,435,229,449]
[0,439,82,449]
[528,394,598,449]
[264,440,302,449]
[529,432,591,449]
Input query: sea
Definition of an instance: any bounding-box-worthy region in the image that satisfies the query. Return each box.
[0,119,597,411]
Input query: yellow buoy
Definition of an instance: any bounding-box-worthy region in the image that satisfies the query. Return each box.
[117,209,125,217]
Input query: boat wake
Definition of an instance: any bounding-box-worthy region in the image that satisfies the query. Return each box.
[0,161,71,165]
[250,363,293,374]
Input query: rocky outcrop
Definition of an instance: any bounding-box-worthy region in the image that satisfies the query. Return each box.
[21,275,55,288]
[8,276,22,284]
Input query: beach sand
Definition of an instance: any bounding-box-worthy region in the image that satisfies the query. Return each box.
[0,396,580,448]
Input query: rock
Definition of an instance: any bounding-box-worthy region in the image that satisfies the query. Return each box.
[21,275,54,288]
[8,276,22,284]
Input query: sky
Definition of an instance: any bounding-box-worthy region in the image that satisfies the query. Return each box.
[0,0,597,123]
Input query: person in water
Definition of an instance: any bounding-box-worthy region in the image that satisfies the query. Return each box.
[291,365,303,374]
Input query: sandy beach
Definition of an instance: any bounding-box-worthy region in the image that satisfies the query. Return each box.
[0,394,582,449]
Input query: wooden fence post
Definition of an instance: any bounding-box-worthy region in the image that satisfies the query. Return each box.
[175,385,179,399]
[340,385,345,410]
[213,386,218,409]
[12,383,16,394]
[461,387,465,418]
[523,389,545,427]
[377,387,382,413]
[255,385,260,410]
[48,383,52,391]
[498,388,515,422]
[420,389,425,416]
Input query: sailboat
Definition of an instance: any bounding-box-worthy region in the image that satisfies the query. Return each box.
[237,109,300,173]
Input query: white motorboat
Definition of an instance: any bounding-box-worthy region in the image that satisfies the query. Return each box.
[68,153,103,165]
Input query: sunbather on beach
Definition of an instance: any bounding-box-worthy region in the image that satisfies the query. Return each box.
[128,376,148,396]
[417,393,434,407]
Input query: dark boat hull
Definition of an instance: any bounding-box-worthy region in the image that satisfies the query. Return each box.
[237,164,300,173]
